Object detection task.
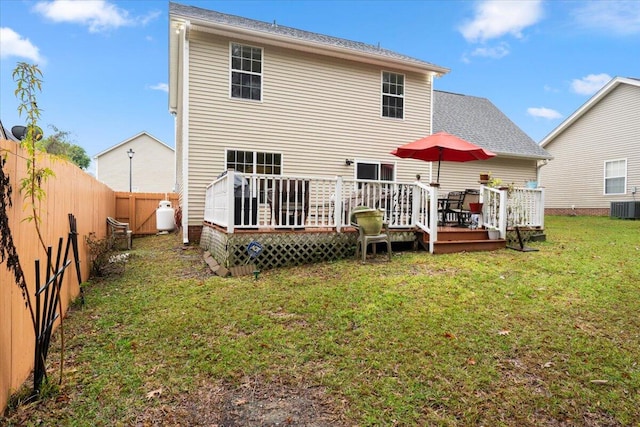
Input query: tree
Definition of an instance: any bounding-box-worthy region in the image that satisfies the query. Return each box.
[38,125,91,170]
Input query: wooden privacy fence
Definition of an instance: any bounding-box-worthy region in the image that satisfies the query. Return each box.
[1,139,115,411]
[115,192,179,235]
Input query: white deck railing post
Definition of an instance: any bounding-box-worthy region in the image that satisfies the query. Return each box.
[335,176,343,232]
[226,169,235,233]
[429,184,438,253]
[498,188,508,239]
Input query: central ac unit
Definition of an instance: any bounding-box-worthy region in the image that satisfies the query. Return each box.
[610,201,640,219]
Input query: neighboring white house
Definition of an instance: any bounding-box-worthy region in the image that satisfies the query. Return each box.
[540,77,640,215]
[94,132,175,193]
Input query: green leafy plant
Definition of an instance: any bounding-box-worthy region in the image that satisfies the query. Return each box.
[13,62,55,249]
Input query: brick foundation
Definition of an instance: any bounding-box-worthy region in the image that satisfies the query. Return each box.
[545,208,610,216]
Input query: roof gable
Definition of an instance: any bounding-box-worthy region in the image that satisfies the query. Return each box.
[169,2,448,75]
[94,131,173,158]
[433,91,551,160]
[540,77,640,148]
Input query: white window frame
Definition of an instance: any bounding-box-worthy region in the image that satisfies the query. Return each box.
[354,160,396,182]
[225,149,282,175]
[381,71,405,120]
[604,158,627,195]
[229,42,263,102]
[225,149,282,201]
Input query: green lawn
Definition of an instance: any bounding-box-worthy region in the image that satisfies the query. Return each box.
[3,216,639,426]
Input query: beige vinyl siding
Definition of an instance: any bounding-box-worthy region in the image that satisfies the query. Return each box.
[541,84,640,209]
[431,157,538,195]
[185,31,434,225]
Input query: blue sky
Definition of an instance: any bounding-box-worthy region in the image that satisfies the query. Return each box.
[2,0,639,167]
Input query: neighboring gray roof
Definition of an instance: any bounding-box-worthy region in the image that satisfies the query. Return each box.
[169,2,448,74]
[433,90,551,159]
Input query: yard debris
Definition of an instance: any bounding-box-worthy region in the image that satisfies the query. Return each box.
[589,380,609,385]
[497,330,510,336]
[146,388,163,399]
[216,266,230,277]
[203,253,220,273]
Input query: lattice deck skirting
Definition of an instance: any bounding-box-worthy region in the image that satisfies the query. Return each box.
[200,224,416,270]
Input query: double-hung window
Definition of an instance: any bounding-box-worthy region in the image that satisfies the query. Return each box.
[382,71,404,119]
[604,159,626,195]
[230,43,262,101]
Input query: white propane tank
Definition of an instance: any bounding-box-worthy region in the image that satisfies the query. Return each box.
[156,200,175,232]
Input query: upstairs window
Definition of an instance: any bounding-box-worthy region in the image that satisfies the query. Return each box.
[230,43,262,101]
[382,71,404,119]
[604,159,626,195]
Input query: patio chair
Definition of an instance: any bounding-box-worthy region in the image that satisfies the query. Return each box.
[450,189,480,227]
[352,219,392,263]
[439,191,465,225]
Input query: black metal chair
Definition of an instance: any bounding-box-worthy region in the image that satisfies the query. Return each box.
[450,189,480,227]
[439,191,465,225]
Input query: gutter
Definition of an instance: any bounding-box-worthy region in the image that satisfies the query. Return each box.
[174,14,449,76]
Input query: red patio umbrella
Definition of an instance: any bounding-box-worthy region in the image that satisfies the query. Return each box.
[391,131,496,183]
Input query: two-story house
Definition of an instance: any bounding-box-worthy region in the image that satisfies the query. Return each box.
[169,2,449,244]
[169,3,547,269]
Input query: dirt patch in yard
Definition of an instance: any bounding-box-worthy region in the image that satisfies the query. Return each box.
[135,377,347,426]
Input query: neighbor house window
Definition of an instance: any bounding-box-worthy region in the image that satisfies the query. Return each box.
[382,71,404,119]
[226,149,281,201]
[604,159,626,195]
[356,161,395,181]
[230,43,262,101]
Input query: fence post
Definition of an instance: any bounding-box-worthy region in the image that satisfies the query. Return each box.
[128,193,136,233]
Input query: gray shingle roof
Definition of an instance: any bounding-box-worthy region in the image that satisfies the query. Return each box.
[433,91,551,159]
[170,2,447,73]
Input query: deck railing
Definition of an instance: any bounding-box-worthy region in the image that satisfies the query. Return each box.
[480,185,545,239]
[204,171,543,248]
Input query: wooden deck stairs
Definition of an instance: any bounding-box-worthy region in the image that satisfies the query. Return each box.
[418,227,506,254]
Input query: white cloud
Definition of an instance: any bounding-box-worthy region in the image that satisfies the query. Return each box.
[460,0,544,42]
[571,74,612,95]
[33,0,159,33]
[149,83,169,93]
[527,107,563,120]
[0,27,45,63]
[471,43,510,59]
[572,1,640,35]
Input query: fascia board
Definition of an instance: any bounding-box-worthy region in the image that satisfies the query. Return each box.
[184,19,449,76]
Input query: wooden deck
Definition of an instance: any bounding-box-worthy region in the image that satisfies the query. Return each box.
[421,226,507,254]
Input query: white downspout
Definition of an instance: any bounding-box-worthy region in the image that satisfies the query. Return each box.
[181,21,190,244]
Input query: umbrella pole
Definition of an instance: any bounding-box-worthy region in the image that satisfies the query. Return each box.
[436,148,443,184]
